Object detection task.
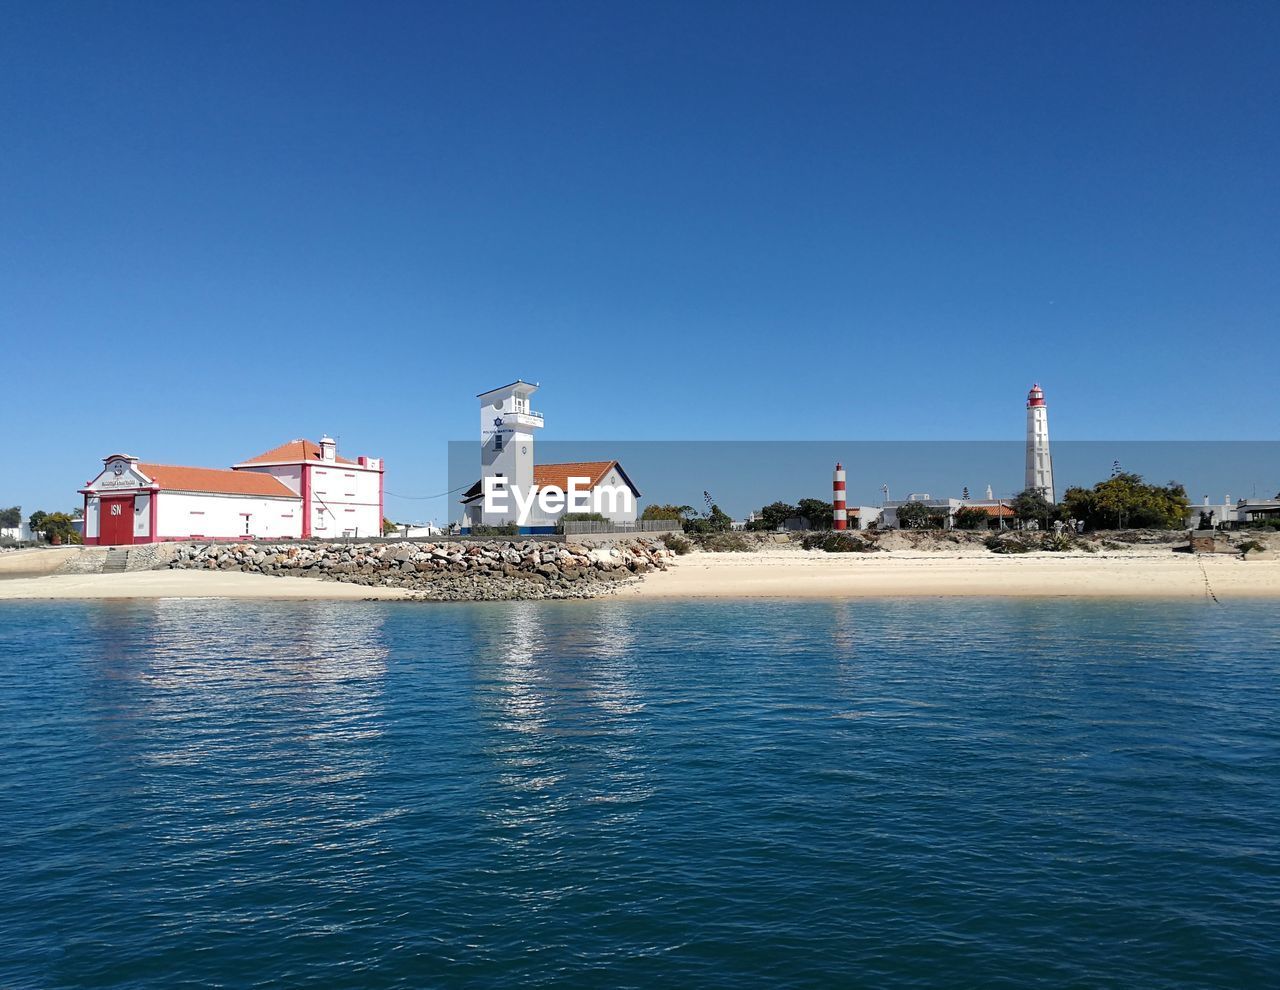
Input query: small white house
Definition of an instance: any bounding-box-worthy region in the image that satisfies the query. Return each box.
[0,520,36,542]
[459,381,640,533]
[880,495,1016,530]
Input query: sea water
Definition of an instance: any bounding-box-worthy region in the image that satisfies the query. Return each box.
[1,599,1277,988]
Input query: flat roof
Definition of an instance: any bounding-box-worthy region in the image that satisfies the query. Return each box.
[476,380,539,398]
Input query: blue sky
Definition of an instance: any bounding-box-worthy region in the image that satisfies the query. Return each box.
[2,1,1277,517]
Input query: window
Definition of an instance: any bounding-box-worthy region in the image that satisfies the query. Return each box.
[494,434,503,451]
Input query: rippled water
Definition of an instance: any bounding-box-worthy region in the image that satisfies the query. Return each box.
[1,599,1278,988]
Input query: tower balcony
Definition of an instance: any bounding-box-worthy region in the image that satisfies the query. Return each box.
[502,409,543,429]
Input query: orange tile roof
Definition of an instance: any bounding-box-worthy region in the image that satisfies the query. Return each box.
[138,463,298,498]
[460,461,639,502]
[236,439,356,466]
[958,503,1016,517]
[533,461,619,490]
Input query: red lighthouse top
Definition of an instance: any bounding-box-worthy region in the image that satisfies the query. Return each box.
[1027,383,1046,408]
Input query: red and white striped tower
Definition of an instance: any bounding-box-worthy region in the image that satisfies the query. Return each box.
[833,462,847,530]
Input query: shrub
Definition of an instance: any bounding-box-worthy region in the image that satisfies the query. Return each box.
[693,532,753,552]
[986,534,1034,554]
[469,523,519,537]
[1041,532,1077,552]
[1239,540,1267,555]
[555,512,609,534]
[660,532,693,555]
[987,532,1082,554]
[801,532,876,553]
[683,505,734,534]
[954,506,993,530]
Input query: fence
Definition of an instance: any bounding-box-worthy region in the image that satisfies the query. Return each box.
[562,519,682,535]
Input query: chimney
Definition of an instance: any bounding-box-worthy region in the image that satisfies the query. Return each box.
[320,435,336,462]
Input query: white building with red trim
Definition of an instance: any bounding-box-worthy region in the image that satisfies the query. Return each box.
[458,381,641,533]
[81,436,384,545]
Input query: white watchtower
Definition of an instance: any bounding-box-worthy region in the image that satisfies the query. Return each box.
[1024,383,1055,502]
[478,380,543,519]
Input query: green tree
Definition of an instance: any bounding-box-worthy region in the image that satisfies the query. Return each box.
[0,506,20,529]
[954,506,992,530]
[897,501,945,529]
[1061,473,1188,531]
[796,497,835,530]
[641,503,695,522]
[33,511,79,544]
[382,517,399,536]
[1011,489,1057,529]
[683,504,733,534]
[758,501,798,530]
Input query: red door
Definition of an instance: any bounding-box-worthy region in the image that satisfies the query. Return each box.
[100,496,135,545]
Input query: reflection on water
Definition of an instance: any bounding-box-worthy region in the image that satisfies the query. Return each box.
[67,600,398,932]
[459,603,658,861]
[2,598,1278,990]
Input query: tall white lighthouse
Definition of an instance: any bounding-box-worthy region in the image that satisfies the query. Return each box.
[1024,383,1055,502]
[477,380,543,523]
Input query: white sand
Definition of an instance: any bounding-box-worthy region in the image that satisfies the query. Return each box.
[624,549,1280,599]
[0,569,409,601]
[0,546,85,578]
[3,545,1276,602]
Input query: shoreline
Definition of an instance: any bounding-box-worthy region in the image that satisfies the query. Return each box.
[622,550,1280,600]
[2,545,1278,601]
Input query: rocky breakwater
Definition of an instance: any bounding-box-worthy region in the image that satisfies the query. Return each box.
[168,539,672,600]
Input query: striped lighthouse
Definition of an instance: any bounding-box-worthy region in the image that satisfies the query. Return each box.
[833,462,847,530]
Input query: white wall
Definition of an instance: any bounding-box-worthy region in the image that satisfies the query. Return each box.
[157,491,302,540]
[309,465,381,538]
[244,464,303,495]
[133,493,151,540]
[84,496,100,540]
[594,467,638,524]
[479,386,538,517]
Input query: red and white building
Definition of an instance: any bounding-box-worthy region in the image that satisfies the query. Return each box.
[81,436,384,545]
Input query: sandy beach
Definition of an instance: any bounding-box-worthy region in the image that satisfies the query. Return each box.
[2,544,1278,601]
[626,547,1280,600]
[0,550,408,600]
